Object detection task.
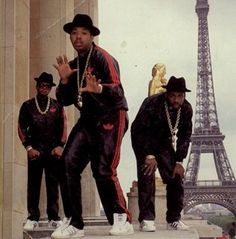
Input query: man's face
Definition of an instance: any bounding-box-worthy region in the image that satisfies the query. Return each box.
[36,82,51,96]
[166,91,185,109]
[70,27,94,54]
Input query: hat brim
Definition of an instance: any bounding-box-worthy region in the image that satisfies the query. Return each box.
[63,23,100,36]
[162,85,191,92]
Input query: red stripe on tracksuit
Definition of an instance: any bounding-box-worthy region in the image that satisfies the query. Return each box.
[96,46,120,85]
[111,110,132,223]
[60,108,68,144]
[96,47,132,222]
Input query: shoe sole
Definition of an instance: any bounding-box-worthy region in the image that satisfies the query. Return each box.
[51,230,85,239]
[51,235,84,239]
[140,228,156,232]
[23,226,39,231]
[167,226,189,231]
[109,230,134,236]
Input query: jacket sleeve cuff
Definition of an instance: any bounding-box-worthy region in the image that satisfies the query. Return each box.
[23,142,31,148]
[175,156,184,163]
[58,142,66,147]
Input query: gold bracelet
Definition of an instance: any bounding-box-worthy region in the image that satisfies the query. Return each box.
[98,84,103,93]
[146,155,156,160]
[26,146,33,152]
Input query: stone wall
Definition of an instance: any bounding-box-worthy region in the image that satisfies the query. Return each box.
[0,1,100,238]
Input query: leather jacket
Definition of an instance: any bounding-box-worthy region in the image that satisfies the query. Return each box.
[18,96,67,153]
[56,43,128,123]
[131,93,193,181]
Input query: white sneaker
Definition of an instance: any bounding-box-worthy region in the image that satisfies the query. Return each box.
[53,217,71,232]
[51,225,84,239]
[167,220,189,230]
[23,219,39,231]
[109,213,134,236]
[48,219,63,229]
[140,220,156,232]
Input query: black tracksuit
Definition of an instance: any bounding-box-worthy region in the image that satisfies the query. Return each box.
[131,93,193,223]
[56,43,131,229]
[18,96,69,221]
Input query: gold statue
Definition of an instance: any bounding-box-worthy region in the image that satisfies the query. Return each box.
[148,63,167,96]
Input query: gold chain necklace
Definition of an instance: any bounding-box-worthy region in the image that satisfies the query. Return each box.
[165,101,181,150]
[35,96,51,114]
[77,45,93,108]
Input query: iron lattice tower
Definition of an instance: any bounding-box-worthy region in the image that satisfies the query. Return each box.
[184,0,236,215]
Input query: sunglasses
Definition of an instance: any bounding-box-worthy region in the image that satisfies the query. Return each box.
[38,83,52,89]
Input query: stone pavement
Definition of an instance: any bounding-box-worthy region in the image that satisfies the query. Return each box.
[80,224,199,239]
[24,221,199,239]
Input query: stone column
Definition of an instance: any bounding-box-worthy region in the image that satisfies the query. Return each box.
[74,0,100,218]
[30,0,75,219]
[1,1,30,239]
[0,1,4,236]
[30,0,100,219]
[0,2,101,239]
[155,177,167,224]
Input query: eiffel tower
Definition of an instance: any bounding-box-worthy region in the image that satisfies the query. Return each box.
[184,0,236,215]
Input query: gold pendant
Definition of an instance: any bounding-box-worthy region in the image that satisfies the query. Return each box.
[77,94,83,108]
[172,129,178,151]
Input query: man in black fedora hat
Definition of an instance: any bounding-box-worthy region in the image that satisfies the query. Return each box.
[34,72,56,87]
[18,72,71,230]
[52,14,133,238]
[131,75,193,231]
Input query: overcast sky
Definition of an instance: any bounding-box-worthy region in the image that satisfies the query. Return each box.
[98,0,236,196]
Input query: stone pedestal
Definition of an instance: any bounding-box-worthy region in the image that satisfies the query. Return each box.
[127,177,167,224]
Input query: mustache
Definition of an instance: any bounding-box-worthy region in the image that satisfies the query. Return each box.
[172,103,181,108]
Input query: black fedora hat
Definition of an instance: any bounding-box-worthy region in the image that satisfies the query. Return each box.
[34,72,56,87]
[63,14,100,36]
[163,76,191,92]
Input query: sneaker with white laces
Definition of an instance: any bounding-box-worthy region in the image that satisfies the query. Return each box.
[51,225,84,239]
[109,213,134,236]
[53,217,71,232]
[167,220,189,230]
[23,219,39,231]
[48,219,63,229]
[140,220,156,232]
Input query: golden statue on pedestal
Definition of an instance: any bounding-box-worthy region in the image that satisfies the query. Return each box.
[148,63,167,96]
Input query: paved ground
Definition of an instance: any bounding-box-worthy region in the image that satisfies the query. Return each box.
[82,224,199,239]
[24,223,199,239]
